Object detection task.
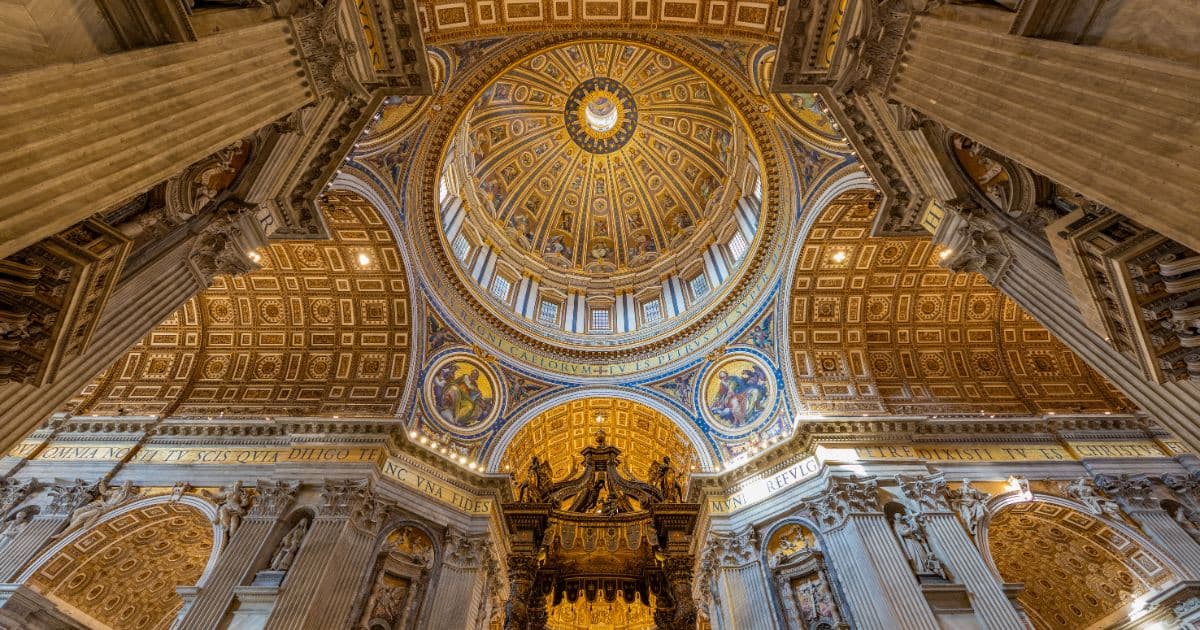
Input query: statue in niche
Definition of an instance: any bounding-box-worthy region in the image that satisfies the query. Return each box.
[270,518,309,572]
[770,527,812,567]
[648,456,683,502]
[948,479,991,535]
[203,481,254,547]
[892,512,946,578]
[518,456,553,502]
[52,480,138,540]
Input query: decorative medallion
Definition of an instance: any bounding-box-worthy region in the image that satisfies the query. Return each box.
[422,353,503,435]
[564,77,637,154]
[698,352,777,435]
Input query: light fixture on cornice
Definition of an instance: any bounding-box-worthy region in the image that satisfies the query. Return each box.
[938,248,953,260]
[246,250,262,264]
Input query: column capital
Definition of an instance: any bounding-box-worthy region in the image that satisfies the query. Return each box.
[897,473,951,514]
[318,478,372,518]
[0,478,39,514]
[935,199,1014,284]
[1162,472,1200,509]
[1094,474,1160,513]
[443,530,493,570]
[247,480,300,519]
[804,476,880,531]
[45,479,97,516]
[289,2,367,100]
[187,202,266,287]
[701,527,761,569]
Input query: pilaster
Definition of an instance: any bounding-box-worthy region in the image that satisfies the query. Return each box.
[1098,474,1200,580]
[177,480,299,630]
[425,531,494,630]
[805,476,939,630]
[700,528,778,630]
[0,479,93,581]
[898,474,1024,629]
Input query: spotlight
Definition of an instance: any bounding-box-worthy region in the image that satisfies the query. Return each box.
[357,252,371,266]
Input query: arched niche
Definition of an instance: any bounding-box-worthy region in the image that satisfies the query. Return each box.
[354,523,438,630]
[982,499,1173,629]
[22,498,218,629]
[762,521,847,630]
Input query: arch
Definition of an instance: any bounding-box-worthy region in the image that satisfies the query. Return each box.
[19,496,219,629]
[979,495,1174,629]
[353,521,440,630]
[758,518,851,630]
[486,387,718,473]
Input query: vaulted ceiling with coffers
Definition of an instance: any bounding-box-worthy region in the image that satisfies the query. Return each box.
[498,398,702,481]
[416,0,786,44]
[28,502,214,629]
[66,193,413,417]
[789,189,1129,415]
[987,501,1169,629]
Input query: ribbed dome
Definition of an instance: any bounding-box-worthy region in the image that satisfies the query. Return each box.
[458,41,742,276]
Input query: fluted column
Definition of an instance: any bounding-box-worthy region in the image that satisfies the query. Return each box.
[423,532,493,630]
[1099,474,1200,580]
[178,481,299,630]
[265,480,371,630]
[0,18,314,258]
[0,479,94,581]
[892,11,1200,253]
[0,205,264,455]
[899,475,1024,629]
[807,477,939,630]
[701,529,778,630]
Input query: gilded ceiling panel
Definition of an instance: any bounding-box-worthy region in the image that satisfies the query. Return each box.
[499,398,700,481]
[416,0,785,44]
[988,501,1167,629]
[789,190,1129,414]
[28,502,213,629]
[67,193,412,417]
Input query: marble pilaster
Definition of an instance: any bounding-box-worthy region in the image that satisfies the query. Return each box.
[893,10,1200,253]
[807,477,939,630]
[424,531,494,630]
[701,528,779,630]
[177,481,300,630]
[898,475,1025,629]
[0,19,313,258]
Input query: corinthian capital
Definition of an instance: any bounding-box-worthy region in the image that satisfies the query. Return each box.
[187,201,265,286]
[443,530,493,569]
[290,0,366,100]
[701,527,760,569]
[248,480,300,518]
[319,478,371,517]
[805,476,879,530]
[898,473,950,513]
[0,478,39,513]
[1094,474,1158,512]
[46,479,97,516]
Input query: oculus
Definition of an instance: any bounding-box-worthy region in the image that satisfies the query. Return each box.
[564,77,637,154]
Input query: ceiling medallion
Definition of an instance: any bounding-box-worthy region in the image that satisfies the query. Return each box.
[564,77,637,154]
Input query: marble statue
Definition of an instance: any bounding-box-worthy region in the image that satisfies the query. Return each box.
[204,481,254,547]
[270,518,309,572]
[950,479,991,534]
[648,456,683,502]
[892,512,946,578]
[51,480,137,540]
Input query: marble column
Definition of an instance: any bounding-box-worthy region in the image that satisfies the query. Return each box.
[264,480,373,630]
[807,477,939,630]
[1098,474,1200,580]
[892,9,1200,253]
[177,481,299,630]
[0,204,265,455]
[0,479,94,581]
[0,18,314,258]
[701,528,778,630]
[899,475,1025,629]
[424,532,493,630]
[933,209,1200,451]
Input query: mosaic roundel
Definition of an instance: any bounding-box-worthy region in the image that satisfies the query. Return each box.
[563,77,638,154]
[422,353,503,435]
[699,352,777,435]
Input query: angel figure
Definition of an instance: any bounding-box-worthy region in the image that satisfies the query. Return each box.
[203,481,255,547]
[949,479,991,534]
[518,456,553,503]
[648,456,683,503]
[52,480,138,540]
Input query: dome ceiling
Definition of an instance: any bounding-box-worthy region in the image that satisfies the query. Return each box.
[459,41,743,276]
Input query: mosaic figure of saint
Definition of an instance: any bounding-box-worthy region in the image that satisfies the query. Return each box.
[432,363,493,427]
[708,364,768,427]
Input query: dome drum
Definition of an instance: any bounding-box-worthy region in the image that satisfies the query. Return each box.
[434,41,769,346]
